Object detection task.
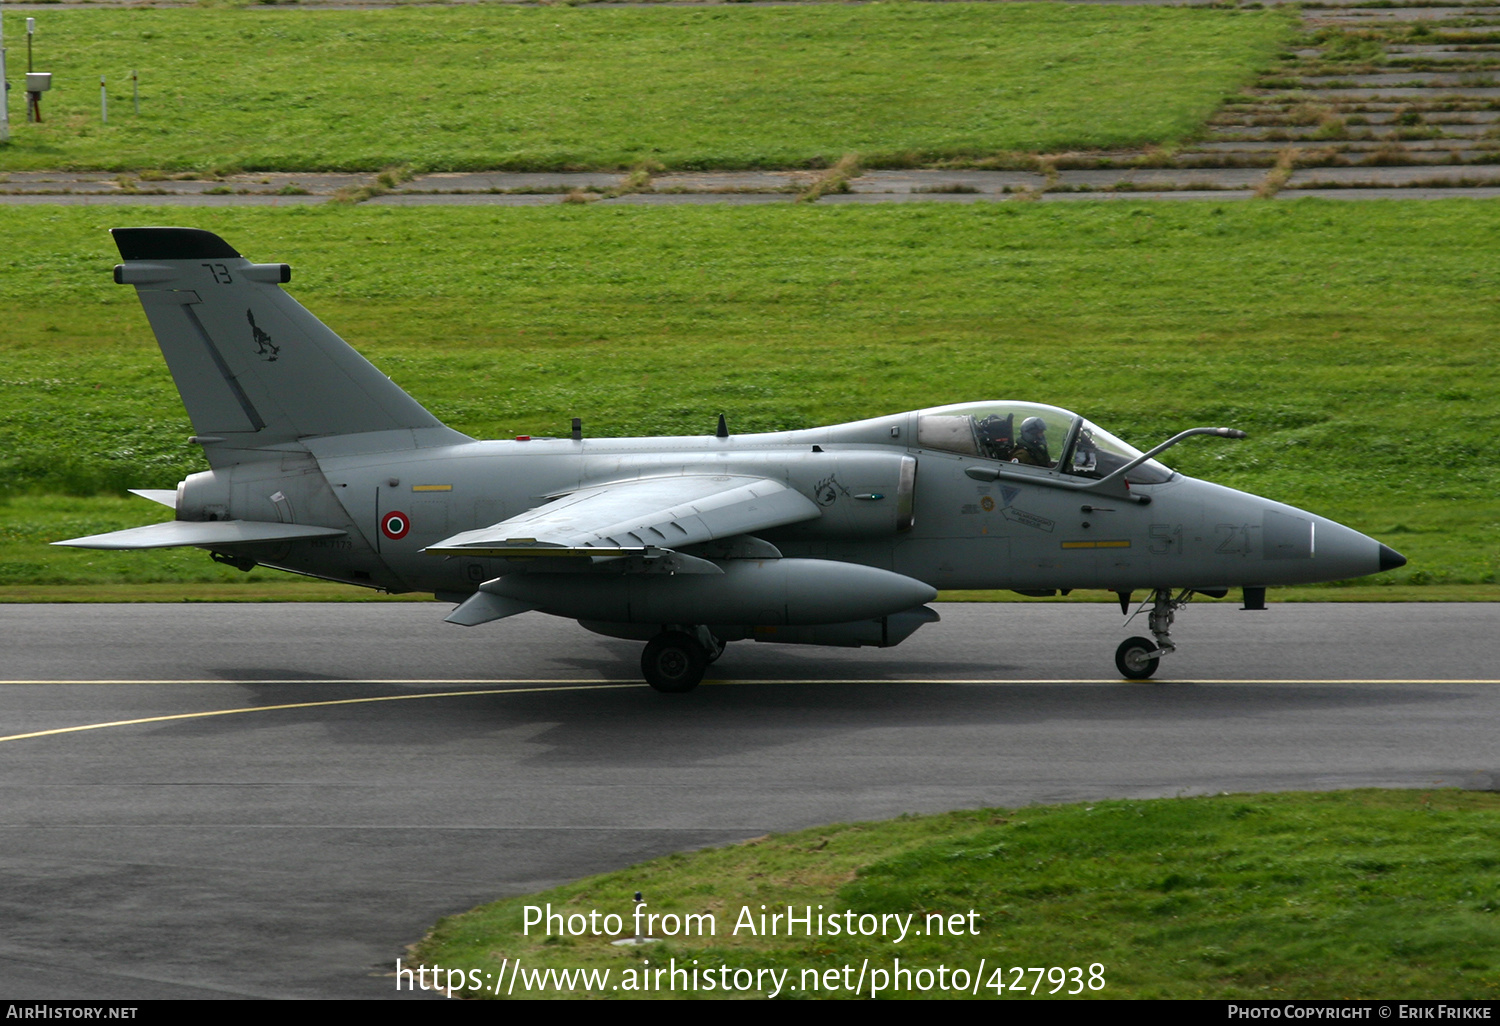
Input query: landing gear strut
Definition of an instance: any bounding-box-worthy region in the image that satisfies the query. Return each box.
[640,626,722,692]
[1115,588,1193,680]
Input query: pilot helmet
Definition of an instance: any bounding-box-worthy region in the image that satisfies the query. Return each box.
[1020,416,1047,443]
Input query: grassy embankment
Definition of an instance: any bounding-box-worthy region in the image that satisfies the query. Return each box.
[0,202,1494,597]
[412,790,1500,1000]
[0,4,1288,173]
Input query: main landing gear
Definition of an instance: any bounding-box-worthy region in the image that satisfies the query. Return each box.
[1114,587,1194,680]
[640,627,725,693]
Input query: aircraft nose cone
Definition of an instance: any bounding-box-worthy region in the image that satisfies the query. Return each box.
[1379,544,1407,572]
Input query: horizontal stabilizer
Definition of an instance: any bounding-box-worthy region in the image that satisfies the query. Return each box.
[129,489,179,508]
[53,520,346,551]
[445,591,536,627]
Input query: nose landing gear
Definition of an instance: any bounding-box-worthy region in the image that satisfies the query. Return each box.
[1115,588,1193,680]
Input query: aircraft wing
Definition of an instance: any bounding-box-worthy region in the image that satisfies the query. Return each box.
[424,474,820,559]
[53,520,346,550]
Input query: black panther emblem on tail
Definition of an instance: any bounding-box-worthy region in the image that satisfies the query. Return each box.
[248,309,280,362]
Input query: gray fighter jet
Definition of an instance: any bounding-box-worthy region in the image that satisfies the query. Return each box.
[56,228,1407,690]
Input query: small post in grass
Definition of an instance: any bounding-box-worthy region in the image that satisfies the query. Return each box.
[132,69,138,115]
[24,71,48,124]
[25,17,34,124]
[0,12,10,142]
[100,75,106,125]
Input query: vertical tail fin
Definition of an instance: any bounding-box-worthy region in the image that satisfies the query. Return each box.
[111,227,470,465]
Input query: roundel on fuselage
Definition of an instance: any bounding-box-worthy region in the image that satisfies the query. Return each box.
[381,511,411,540]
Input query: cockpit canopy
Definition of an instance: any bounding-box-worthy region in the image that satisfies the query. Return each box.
[916,402,1174,484]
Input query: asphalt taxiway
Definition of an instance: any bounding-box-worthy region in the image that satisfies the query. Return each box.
[1,601,1495,998]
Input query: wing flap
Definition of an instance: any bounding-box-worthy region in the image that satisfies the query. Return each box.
[53,520,346,551]
[425,475,819,558]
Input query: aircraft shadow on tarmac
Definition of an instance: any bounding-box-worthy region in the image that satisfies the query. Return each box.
[134,671,1470,769]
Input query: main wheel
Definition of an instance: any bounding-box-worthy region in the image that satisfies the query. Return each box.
[1115,636,1160,680]
[641,631,708,693]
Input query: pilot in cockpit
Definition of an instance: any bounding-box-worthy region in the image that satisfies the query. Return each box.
[1011,416,1051,467]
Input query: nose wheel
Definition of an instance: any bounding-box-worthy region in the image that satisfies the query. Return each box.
[1116,588,1193,680]
[1115,636,1160,679]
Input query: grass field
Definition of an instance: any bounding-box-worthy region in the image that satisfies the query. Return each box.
[411,790,1500,999]
[1,200,1495,591]
[0,4,1290,172]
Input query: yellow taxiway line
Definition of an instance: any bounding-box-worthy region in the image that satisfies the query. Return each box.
[3,678,1498,686]
[0,683,636,744]
[1,677,1496,746]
